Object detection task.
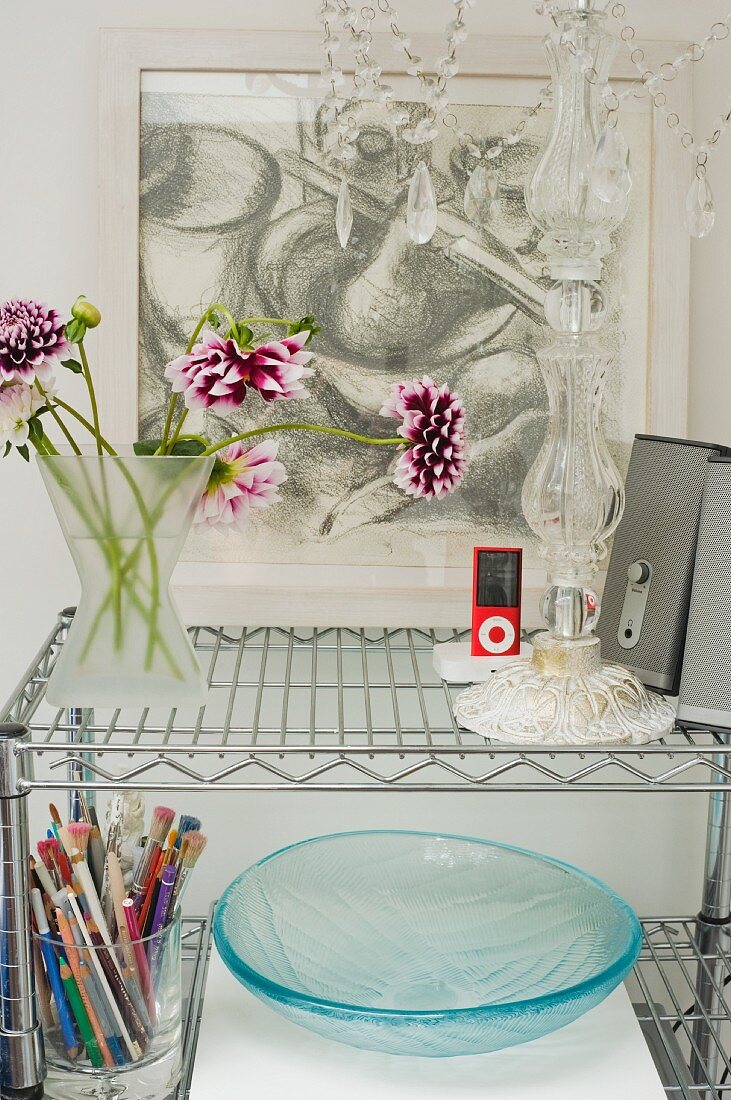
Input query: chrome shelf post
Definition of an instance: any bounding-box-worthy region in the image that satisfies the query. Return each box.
[0,724,44,1099]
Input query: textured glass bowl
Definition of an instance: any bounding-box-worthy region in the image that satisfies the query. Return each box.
[214,831,641,1058]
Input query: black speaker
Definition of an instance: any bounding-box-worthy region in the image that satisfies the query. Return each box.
[678,456,731,731]
[598,435,727,695]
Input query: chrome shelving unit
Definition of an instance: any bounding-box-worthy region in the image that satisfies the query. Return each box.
[1,613,730,1098]
[175,909,216,1100]
[4,619,731,792]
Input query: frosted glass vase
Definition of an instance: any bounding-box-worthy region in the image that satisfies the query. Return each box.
[38,453,213,709]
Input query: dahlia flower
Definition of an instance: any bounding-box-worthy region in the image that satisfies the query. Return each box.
[165,330,314,413]
[244,330,314,403]
[381,375,466,500]
[0,382,45,448]
[195,440,286,533]
[0,299,68,385]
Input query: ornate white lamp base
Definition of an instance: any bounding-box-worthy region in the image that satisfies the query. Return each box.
[454,634,676,746]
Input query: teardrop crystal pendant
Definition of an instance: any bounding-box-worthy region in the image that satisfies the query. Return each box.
[590,126,632,203]
[335,176,353,248]
[463,163,499,225]
[685,174,716,239]
[406,160,438,244]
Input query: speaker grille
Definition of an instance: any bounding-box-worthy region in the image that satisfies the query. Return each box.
[679,461,731,711]
[599,437,719,691]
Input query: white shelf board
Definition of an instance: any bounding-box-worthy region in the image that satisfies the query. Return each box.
[191,953,667,1099]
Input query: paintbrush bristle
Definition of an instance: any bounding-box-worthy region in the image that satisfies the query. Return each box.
[175,815,201,847]
[67,821,91,855]
[150,806,175,844]
[37,841,55,873]
[49,803,62,827]
[181,832,207,869]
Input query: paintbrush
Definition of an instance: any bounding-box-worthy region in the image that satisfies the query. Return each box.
[130,806,175,911]
[50,803,75,860]
[87,807,106,897]
[170,832,208,912]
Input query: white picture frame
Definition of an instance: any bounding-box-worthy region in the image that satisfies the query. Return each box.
[98,28,691,628]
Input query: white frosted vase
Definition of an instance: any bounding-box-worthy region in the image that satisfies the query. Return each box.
[38,453,213,709]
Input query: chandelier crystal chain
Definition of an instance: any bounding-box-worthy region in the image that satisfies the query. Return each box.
[539,0,731,238]
[319,0,555,246]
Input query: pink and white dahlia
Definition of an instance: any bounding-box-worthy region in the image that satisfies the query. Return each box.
[244,330,314,403]
[0,382,45,448]
[165,336,253,413]
[165,330,314,413]
[381,375,466,500]
[0,299,68,385]
[195,440,286,533]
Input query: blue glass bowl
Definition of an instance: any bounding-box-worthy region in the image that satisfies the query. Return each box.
[214,830,641,1057]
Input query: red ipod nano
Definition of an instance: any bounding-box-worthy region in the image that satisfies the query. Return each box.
[471,547,522,658]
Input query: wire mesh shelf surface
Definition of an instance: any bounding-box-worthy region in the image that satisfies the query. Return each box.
[633,917,731,1098]
[4,616,731,792]
[169,912,731,1097]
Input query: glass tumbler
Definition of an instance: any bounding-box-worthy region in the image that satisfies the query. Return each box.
[34,912,182,1100]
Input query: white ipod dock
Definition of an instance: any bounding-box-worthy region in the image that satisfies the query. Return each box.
[432,639,533,683]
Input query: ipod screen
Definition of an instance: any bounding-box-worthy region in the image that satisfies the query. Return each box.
[476,551,519,608]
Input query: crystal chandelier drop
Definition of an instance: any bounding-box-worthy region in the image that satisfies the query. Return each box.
[319,0,554,247]
[455,0,675,745]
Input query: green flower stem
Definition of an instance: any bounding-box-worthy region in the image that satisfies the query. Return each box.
[78,340,103,456]
[35,384,82,455]
[110,456,161,670]
[237,317,296,327]
[160,396,179,455]
[127,584,183,679]
[50,398,117,455]
[177,433,210,448]
[166,408,189,454]
[200,423,404,457]
[30,435,54,456]
[159,302,241,453]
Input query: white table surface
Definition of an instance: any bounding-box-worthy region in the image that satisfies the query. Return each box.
[191,953,667,1099]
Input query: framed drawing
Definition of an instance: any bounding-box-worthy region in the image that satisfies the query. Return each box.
[98,29,690,627]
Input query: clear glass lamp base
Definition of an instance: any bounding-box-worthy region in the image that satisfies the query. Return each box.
[454,635,676,746]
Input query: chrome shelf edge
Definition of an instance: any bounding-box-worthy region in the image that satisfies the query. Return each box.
[4,617,731,792]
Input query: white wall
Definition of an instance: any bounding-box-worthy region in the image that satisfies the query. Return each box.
[2,0,728,918]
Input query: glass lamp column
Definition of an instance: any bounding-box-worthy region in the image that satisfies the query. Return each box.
[455,0,675,744]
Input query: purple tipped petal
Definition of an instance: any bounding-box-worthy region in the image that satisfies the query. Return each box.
[0,299,68,386]
[382,376,467,500]
[164,335,254,412]
[195,440,287,534]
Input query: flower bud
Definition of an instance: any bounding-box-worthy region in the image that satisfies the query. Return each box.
[71,295,102,329]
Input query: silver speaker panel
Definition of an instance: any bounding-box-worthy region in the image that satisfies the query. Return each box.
[599,436,723,695]
[678,458,731,727]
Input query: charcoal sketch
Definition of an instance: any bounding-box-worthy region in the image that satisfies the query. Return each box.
[139,78,651,568]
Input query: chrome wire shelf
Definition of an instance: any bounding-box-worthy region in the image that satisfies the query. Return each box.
[3,616,731,792]
[170,913,731,1098]
[176,908,215,1100]
[633,918,731,1098]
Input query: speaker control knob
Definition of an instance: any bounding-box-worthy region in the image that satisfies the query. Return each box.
[627,561,651,585]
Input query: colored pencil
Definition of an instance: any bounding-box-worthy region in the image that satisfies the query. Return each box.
[86,918,149,1051]
[123,899,156,1026]
[65,889,140,1063]
[59,956,103,1068]
[31,890,78,1060]
[55,905,115,1069]
[32,799,206,1070]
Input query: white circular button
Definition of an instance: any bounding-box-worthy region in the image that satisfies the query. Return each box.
[478,616,516,655]
[627,561,651,585]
